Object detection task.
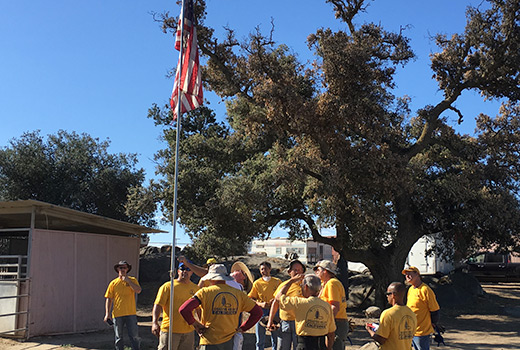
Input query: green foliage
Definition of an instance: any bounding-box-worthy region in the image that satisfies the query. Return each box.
[153,0,520,303]
[0,130,157,227]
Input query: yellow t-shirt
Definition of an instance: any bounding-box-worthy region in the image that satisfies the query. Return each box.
[406,283,440,336]
[279,295,336,336]
[377,305,417,350]
[274,279,303,321]
[320,278,348,320]
[154,280,200,333]
[248,277,282,305]
[104,276,140,318]
[194,284,256,345]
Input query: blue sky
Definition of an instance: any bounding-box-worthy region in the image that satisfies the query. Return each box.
[1,1,500,247]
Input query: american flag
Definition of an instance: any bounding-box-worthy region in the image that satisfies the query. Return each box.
[170,0,203,120]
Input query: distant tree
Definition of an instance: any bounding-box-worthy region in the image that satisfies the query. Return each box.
[0,130,157,227]
[151,0,520,304]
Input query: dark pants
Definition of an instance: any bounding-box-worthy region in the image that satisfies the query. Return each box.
[333,319,349,350]
[113,315,140,350]
[296,335,326,350]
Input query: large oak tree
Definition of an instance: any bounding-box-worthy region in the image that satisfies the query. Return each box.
[151,0,520,302]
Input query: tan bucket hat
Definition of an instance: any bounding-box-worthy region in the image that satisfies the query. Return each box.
[314,260,338,275]
[200,264,234,281]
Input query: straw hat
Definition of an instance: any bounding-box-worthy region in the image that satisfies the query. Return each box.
[231,261,254,293]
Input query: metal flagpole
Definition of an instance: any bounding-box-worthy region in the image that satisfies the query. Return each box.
[168,1,187,350]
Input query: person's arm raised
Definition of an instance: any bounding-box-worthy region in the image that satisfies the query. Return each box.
[178,256,209,278]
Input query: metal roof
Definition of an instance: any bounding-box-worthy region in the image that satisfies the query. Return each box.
[0,200,164,236]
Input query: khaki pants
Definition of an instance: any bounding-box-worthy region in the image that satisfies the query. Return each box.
[158,331,194,350]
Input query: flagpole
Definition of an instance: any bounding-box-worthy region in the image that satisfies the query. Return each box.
[168,1,187,349]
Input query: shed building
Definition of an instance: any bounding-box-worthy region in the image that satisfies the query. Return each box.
[0,200,162,339]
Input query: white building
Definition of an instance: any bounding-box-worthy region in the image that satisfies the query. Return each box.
[249,237,333,264]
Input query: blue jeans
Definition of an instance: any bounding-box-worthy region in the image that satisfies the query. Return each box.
[277,320,297,350]
[412,335,431,350]
[114,314,140,350]
[256,308,278,350]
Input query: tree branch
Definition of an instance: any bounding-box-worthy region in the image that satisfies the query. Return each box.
[403,89,463,159]
[300,167,323,182]
[295,213,338,248]
[326,0,368,34]
[448,105,465,124]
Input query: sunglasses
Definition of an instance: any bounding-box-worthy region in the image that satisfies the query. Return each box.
[118,266,128,270]
[385,291,394,296]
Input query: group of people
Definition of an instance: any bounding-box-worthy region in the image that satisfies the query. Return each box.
[103,258,440,350]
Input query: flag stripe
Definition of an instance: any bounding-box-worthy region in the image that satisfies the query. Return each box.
[171,0,203,120]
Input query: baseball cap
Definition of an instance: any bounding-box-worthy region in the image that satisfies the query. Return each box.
[204,258,217,267]
[178,262,191,271]
[402,266,420,275]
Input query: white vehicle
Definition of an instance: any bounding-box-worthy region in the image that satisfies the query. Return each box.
[405,235,453,275]
[347,261,370,274]
[348,235,453,275]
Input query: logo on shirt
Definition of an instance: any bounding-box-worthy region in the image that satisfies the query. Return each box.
[304,305,329,329]
[211,292,239,315]
[399,315,415,340]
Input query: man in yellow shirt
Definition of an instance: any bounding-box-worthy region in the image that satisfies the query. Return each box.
[402,266,440,350]
[179,264,263,350]
[104,260,142,350]
[276,273,336,350]
[151,262,200,350]
[248,261,282,350]
[314,260,348,350]
[365,282,417,350]
[268,259,306,350]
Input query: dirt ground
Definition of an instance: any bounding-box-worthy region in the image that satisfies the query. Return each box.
[1,282,519,350]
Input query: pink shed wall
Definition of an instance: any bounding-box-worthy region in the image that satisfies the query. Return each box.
[28,229,140,337]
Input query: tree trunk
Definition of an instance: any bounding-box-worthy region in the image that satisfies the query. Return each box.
[363,249,409,307]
